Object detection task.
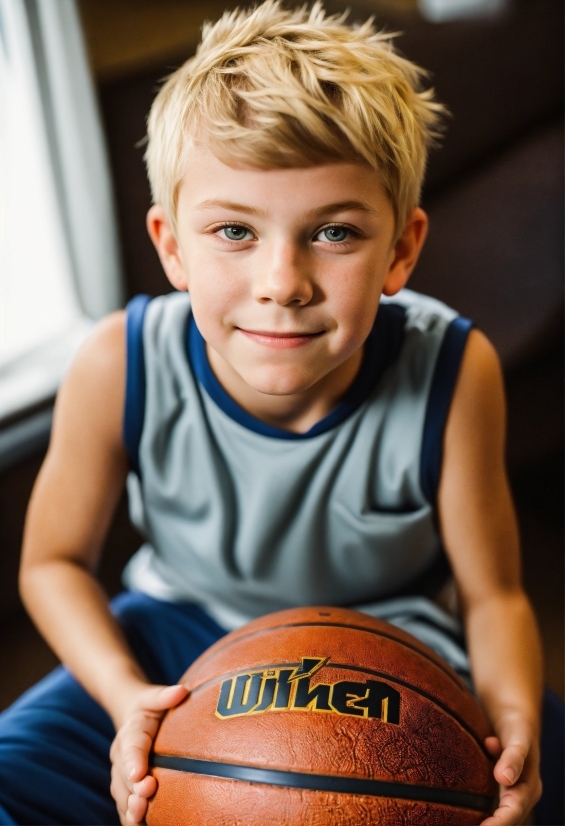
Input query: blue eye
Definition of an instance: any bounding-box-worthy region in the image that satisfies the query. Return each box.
[316,226,349,243]
[219,225,252,241]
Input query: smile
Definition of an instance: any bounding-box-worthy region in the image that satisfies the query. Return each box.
[238,329,324,349]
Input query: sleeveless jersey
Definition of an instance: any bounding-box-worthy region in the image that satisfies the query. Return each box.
[121,289,472,639]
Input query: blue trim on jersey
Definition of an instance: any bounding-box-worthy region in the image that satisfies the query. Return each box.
[188,302,407,440]
[123,294,152,475]
[420,316,474,505]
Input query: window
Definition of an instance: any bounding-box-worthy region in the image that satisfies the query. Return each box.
[0,0,123,445]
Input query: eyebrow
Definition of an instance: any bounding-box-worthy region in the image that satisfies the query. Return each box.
[194,199,379,218]
[309,200,380,218]
[195,199,268,217]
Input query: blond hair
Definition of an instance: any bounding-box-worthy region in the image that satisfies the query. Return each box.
[145,0,445,238]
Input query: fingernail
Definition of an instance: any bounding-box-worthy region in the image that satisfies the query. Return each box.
[128,766,136,780]
[503,767,516,784]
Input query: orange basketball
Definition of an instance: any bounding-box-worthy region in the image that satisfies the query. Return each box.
[147,606,496,825]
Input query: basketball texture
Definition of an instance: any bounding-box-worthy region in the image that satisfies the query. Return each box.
[147,606,496,825]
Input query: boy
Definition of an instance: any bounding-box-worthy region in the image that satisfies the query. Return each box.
[0,2,544,824]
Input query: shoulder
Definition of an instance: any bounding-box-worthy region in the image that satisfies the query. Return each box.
[438,329,520,595]
[381,289,469,374]
[125,292,191,365]
[443,328,506,469]
[64,311,125,397]
[140,291,191,331]
[383,292,477,506]
[52,311,126,451]
[449,329,504,423]
[122,292,192,473]
[459,327,502,379]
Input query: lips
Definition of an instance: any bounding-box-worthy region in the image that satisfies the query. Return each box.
[238,328,324,349]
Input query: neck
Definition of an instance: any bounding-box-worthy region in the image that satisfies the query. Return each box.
[206,345,364,434]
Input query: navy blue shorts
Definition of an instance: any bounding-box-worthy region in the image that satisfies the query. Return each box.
[0,592,562,825]
[0,592,227,825]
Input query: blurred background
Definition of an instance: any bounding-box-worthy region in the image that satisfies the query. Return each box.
[0,0,562,712]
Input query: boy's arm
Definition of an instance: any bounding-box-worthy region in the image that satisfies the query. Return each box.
[20,313,141,717]
[19,313,186,825]
[438,329,543,826]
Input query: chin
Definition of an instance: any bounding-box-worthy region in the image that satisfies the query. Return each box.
[245,368,320,397]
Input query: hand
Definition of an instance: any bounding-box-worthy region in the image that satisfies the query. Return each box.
[480,725,542,826]
[110,683,188,826]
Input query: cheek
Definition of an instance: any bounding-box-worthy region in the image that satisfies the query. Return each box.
[187,258,246,335]
[327,271,382,338]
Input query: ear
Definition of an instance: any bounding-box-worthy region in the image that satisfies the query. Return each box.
[146,204,189,291]
[382,208,428,297]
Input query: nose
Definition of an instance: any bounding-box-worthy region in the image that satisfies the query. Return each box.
[251,241,313,306]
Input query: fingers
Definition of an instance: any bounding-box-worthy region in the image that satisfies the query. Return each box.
[110,761,131,824]
[121,710,158,782]
[112,758,158,824]
[110,684,188,821]
[126,791,149,825]
[480,748,542,826]
[485,736,502,758]
[125,685,188,781]
[494,744,527,787]
[133,775,158,799]
[480,786,530,826]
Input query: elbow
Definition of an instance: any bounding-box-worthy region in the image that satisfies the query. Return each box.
[18,551,54,612]
[18,555,38,611]
[463,584,536,624]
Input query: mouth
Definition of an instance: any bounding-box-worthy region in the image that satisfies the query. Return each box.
[237,328,324,349]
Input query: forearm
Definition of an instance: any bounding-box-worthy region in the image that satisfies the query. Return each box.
[465,589,543,740]
[20,559,149,728]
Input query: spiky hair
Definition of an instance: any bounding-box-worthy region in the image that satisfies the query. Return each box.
[145,0,445,237]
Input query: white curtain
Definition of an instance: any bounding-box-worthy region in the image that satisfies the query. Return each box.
[26,0,123,319]
[0,0,123,424]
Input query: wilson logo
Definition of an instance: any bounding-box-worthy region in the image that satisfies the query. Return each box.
[215,657,400,723]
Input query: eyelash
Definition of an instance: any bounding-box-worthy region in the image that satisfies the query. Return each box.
[212,222,255,242]
[314,223,358,244]
[211,222,359,244]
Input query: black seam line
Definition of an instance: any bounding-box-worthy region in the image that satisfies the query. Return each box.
[190,621,467,692]
[150,755,494,813]
[188,660,490,760]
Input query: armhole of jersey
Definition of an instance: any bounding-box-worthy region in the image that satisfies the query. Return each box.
[123,294,151,476]
[420,316,474,506]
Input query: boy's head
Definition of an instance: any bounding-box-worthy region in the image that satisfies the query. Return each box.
[145,0,444,241]
[144,2,445,419]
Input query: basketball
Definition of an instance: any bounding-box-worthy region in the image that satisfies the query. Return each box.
[147,606,496,825]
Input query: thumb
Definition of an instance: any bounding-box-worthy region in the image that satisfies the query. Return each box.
[145,683,188,712]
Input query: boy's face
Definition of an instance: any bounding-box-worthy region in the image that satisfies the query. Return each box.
[148,145,426,425]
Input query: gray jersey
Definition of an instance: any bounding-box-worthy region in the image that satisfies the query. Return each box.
[122,288,472,679]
